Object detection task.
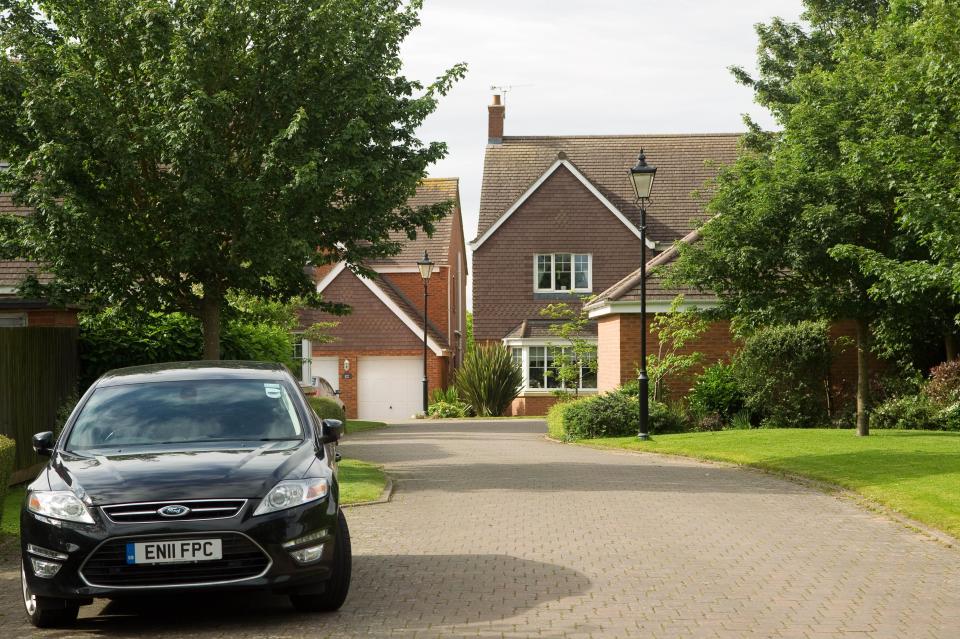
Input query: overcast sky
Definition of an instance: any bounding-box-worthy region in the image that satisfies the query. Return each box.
[401,0,806,246]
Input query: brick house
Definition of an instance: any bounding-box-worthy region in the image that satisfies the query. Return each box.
[298,178,467,421]
[472,96,863,415]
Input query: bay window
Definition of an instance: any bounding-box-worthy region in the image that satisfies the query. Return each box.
[515,344,597,391]
[534,253,591,293]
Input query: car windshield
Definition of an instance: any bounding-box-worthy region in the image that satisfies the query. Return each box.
[65,379,304,450]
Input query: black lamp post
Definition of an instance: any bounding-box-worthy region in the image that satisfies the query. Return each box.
[628,149,657,440]
[417,251,434,414]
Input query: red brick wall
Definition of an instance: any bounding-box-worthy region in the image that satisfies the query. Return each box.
[314,347,449,419]
[509,392,598,417]
[381,270,450,345]
[472,165,643,341]
[598,313,876,406]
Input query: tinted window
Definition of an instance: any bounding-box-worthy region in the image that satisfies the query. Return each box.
[66,380,303,450]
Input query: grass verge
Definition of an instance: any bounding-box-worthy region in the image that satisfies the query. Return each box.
[346,420,388,434]
[578,429,960,539]
[339,458,388,505]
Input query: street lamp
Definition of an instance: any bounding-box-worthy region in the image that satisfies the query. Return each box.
[417,250,434,414]
[628,148,657,440]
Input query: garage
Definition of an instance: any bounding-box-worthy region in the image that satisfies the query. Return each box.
[357,356,423,421]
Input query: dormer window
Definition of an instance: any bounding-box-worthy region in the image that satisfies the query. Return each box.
[535,253,591,293]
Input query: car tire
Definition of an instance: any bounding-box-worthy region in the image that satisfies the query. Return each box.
[21,562,80,628]
[289,509,352,613]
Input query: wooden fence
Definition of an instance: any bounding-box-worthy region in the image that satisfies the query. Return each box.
[0,327,79,473]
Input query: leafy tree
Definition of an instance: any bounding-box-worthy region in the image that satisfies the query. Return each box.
[0,0,465,358]
[645,295,708,401]
[539,301,597,397]
[673,0,957,435]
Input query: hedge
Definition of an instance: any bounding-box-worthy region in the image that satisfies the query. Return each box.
[0,436,15,531]
[308,396,346,423]
[547,400,577,440]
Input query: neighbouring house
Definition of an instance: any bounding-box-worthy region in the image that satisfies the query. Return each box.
[297,178,468,421]
[472,95,863,416]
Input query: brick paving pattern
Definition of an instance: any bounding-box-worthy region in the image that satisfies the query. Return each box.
[1,420,958,637]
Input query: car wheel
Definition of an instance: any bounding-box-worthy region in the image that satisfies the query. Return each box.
[21,562,80,628]
[290,509,352,613]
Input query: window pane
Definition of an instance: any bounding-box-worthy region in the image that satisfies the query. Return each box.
[511,347,523,368]
[546,347,564,388]
[555,254,571,290]
[537,255,552,289]
[580,350,597,389]
[574,255,590,290]
[528,347,546,389]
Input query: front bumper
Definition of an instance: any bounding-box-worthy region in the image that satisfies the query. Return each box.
[21,495,340,600]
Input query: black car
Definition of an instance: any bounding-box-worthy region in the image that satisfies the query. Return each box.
[19,361,351,628]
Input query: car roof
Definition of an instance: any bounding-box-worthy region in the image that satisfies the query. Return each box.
[96,361,292,387]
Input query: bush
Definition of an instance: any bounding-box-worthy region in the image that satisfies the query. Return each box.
[79,308,295,388]
[873,394,960,431]
[308,396,346,422]
[734,321,832,428]
[427,400,471,418]
[454,344,523,417]
[547,399,578,440]
[924,360,960,407]
[430,387,461,405]
[688,363,744,419]
[0,436,14,530]
[563,393,638,439]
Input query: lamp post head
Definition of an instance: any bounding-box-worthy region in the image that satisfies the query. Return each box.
[628,148,657,201]
[417,250,434,281]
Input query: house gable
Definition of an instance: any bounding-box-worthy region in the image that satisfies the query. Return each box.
[471,158,651,250]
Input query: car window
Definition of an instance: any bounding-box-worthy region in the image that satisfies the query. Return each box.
[65,379,304,450]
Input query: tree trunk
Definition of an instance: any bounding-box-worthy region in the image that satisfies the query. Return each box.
[946,333,958,361]
[199,295,221,360]
[855,318,870,437]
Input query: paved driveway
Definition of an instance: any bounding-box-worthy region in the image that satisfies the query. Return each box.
[1,420,958,638]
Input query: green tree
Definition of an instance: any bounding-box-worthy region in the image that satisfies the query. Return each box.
[0,0,465,358]
[646,295,708,401]
[539,301,597,397]
[673,0,956,435]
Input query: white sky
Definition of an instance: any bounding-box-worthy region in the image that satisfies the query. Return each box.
[400,1,806,307]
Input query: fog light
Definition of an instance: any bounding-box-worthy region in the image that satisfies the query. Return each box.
[30,557,62,578]
[289,543,324,565]
[27,544,69,561]
[282,529,328,549]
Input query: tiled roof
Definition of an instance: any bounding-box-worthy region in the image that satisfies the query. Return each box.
[373,274,450,350]
[0,260,53,290]
[476,134,740,244]
[504,318,598,340]
[367,178,460,267]
[585,229,717,307]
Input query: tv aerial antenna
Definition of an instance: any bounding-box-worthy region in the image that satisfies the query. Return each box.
[490,84,532,105]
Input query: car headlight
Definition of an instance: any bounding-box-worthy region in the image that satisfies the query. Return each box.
[253,478,329,516]
[27,490,95,525]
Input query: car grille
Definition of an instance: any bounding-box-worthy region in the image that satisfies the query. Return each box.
[102,499,246,524]
[80,533,270,588]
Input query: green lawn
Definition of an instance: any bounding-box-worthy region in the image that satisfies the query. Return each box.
[580,429,960,539]
[346,420,388,434]
[0,457,387,540]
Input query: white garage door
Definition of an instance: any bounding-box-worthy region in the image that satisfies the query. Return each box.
[358,356,423,422]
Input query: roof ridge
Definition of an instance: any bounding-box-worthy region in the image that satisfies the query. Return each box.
[500,132,743,141]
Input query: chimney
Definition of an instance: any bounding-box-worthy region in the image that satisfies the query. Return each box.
[488,94,505,144]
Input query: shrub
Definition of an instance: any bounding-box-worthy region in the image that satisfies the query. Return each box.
[734,321,832,428]
[308,396,346,422]
[430,387,461,405]
[427,400,471,419]
[730,409,753,430]
[688,362,744,419]
[650,400,692,434]
[547,400,579,440]
[870,394,954,430]
[454,344,523,417]
[0,436,14,530]
[924,360,960,407]
[563,393,638,439]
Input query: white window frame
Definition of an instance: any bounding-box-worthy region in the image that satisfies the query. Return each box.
[505,340,598,392]
[533,253,592,293]
[292,336,312,383]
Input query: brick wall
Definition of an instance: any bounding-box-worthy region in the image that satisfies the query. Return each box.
[509,392,598,417]
[26,308,79,328]
[472,165,643,341]
[381,270,451,345]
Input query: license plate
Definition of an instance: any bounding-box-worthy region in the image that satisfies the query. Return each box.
[126,539,222,565]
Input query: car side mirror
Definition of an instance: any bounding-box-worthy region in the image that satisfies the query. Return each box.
[32,431,55,457]
[320,419,344,444]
